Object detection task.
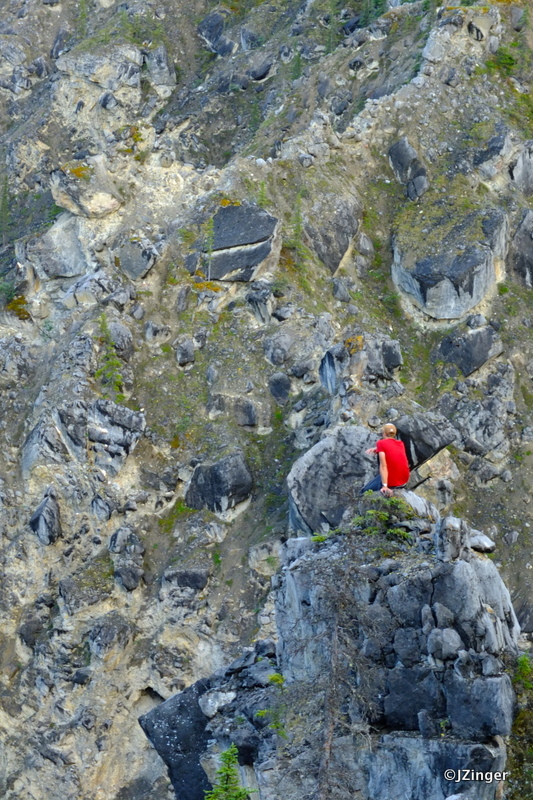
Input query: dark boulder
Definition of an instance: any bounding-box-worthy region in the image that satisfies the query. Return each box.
[115,240,157,281]
[394,411,458,469]
[305,193,361,273]
[202,202,279,282]
[437,325,503,376]
[29,487,62,545]
[384,666,445,729]
[186,451,253,513]
[19,617,44,648]
[114,566,143,591]
[387,140,418,179]
[248,61,272,81]
[269,372,291,404]
[214,201,273,248]
[444,671,515,740]
[139,679,213,800]
[163,570,209,592]
[388,137,429,200]
[197,13,224,46]
[197,12,235,56]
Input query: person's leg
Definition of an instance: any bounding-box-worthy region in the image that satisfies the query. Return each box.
[360,474,382,494]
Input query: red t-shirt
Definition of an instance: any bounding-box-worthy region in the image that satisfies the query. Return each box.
[376,438,410,487]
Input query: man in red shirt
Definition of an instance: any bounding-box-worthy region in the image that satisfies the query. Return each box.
[361,423,410,496]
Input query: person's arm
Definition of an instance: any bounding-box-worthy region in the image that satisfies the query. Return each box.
[379,452,392,495]
[365,447,377,455]
[378,452,388,486]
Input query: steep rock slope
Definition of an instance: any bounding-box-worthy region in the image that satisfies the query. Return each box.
[0,0,532,798]
[142,494,520,800]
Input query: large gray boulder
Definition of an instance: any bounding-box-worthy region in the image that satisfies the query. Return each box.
[392,208,508,320]
[388,137,429,200]
[436,324,503,377]
[186,451,253,513]
[304,193,361,273]
[286,425,376,533]
[201,202,280,282]
[287,418,456,534]
[115,239,157,281]
[393,412,458,470]
[24,214,88,278]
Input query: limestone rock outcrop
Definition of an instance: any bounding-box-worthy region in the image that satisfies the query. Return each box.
[392,208,508,320]
[141,502,519,800]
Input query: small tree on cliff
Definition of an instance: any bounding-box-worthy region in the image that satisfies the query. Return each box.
[204,744,252,800]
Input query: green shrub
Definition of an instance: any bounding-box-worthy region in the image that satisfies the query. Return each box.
[486,46,517,77]
[95,313,125,402]
[204,744,252,800]
[352,494,416,542]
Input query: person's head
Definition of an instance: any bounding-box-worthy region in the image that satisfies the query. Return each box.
[382,423,397,438]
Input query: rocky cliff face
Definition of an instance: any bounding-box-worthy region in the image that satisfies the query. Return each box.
[141,494,519,800]
[1,0,533,798]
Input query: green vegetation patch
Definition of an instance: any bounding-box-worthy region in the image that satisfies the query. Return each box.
[158,499,195,533]
[507,653,533,799]
[94,313,125,403]
[352,493,416,542]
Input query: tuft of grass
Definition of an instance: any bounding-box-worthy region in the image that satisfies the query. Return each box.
[485,46,517,77]
[94,313,125,403]
[158,499,194,533]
